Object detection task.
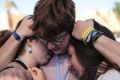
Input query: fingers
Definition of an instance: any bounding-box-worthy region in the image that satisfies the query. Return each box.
[28,67,46,80]
[29,68,37,76]
[24,15,33,19]
[28,68,39,80]
[23,15,33,23]
[28,19,34,29]
[23,16,34,29]
[72,19,94,40]
[28,67,43,76]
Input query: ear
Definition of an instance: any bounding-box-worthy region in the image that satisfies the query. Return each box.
[27,39,34,47]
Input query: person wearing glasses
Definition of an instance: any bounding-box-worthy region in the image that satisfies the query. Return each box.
[0,0,78,80]
[0,19,51,80]
[0,0,120,80]
[29,20,120,80]
[32,0,77,79]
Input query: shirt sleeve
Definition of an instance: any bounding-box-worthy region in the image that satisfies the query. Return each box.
[97,69,120,80]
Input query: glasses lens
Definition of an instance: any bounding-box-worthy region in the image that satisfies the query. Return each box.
[51,32,67,45]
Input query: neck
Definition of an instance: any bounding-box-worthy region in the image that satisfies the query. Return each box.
[18,53,38,68]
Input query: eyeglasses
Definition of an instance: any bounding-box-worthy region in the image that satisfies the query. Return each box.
[36,32,68,46]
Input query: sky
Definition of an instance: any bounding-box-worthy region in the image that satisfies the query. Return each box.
[0,0,120,30]
[0,0,120,15]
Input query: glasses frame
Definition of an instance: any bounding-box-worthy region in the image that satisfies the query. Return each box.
[36,32,68,46]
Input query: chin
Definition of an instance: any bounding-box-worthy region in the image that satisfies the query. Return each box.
[53,50,66,54]
[39,59,50,66]
[39,55,52,66]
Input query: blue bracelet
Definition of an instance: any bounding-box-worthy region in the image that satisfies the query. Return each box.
[12,31,21,41]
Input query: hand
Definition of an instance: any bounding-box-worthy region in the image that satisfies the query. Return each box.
[72,20,94,40]
[28,67,46,80]
[16,16,34,39]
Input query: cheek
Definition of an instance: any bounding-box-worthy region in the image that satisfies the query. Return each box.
[71,55,80,70]
[61,35,70,48]
[34,43,47,57]
[38,46,47,56]
[68,46,80,69]
[71,55,85,77]
[35,45,50,64]
[68,45,85,77]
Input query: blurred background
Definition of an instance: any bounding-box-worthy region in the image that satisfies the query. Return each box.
[0,0,120,40]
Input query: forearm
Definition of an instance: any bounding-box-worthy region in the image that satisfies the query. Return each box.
[0,35,21,70]
[94,35,120,67]
[0,16,34,70]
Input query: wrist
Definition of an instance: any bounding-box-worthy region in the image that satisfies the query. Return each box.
[16,30,26,39]
[84,29,103,48]
[12,31,23,41]
[81,27,95,41]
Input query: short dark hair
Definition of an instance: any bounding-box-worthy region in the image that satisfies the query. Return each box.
[70,20,119,80]
[33,0,75,40]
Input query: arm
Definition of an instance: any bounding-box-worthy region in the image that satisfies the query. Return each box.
[72,20,120,67]
[94,35,120,67]
[0,35,21,70]
[0,16,34,70]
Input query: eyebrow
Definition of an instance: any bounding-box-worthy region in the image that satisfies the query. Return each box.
[52,32,67,40]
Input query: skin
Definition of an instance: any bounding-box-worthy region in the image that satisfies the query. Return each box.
[19,39,51,67]
[29,44,85,80]
[0,17,120,79]
[0,16,34,70]
[72,20,120,67]
[68,44,85,78]
[0,37,50,80]
[0,16,74,80]
[47,34,71,54]
[29,67,46,80]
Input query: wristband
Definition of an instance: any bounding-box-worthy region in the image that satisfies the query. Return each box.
[12,31,21,41]
[84,30,103,48]
[82,27,95,41]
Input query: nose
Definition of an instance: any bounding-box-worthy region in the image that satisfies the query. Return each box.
[47,42,56,50]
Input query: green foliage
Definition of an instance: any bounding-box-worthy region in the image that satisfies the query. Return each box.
[113,2,120,18]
